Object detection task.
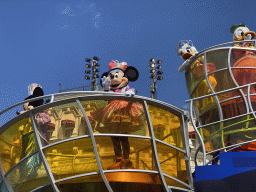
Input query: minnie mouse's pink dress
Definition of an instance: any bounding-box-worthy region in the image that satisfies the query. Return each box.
[91,85,145,133]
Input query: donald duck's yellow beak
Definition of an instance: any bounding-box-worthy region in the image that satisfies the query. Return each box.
[182,50,197,60]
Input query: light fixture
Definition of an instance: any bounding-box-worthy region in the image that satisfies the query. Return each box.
[157,60,162,64]
[85,58,91,63]
[85,70,91,74]
[156,65,162,70]
[93,56,100,61]
[85,64,91,68]
[85,76,90,80]
[157,71,163,75]
[157,76,163,80]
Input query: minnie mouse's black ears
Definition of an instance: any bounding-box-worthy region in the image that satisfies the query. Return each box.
[33,87,44,97]
[100,72,109,87]
[125,66,139,82]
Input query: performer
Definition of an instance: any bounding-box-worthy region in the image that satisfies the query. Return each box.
[176,40,217,112]
[18,83,51,179]
[91,60,143,170]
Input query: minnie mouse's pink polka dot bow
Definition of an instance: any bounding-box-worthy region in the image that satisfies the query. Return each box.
[108,60,127,72]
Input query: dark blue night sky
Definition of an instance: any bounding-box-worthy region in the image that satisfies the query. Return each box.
[0,0,255,112]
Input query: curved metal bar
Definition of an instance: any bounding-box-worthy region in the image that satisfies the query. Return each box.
[162,173,192,190]
[0,93,186,136]
[228,48,250,115]
[55,171,100,184]
[247,85,256,120]
[190,101,206,165]
[76,99,113,192]
[168,186,194,192]
[206,138,256,155]
[30,183,52,192]
[204,52,225,150]
[194,143,201,167]
[0,158,13,192]
[143,100,170,192]
[0,91,186,118]
[197,112,254,130]
[189,67,228,97]
[30,112,59,192]
[179,115,193,187]
[5,150,38,176]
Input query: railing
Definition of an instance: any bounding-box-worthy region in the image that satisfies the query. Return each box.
[184,40,256,166]
[0,92,192,192]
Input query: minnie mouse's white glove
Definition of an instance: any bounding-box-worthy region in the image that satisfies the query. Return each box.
[102,76,111,91]
[125,89,135,96]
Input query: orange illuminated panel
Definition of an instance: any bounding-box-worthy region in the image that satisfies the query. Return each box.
[107,172,164,192]
[7,152,50,192]
[147,104,183,149]
[0,117,38,173]
[40,102,88,146]
[81,100,149,137]
[94,136,156,171]
[43,137,98,181]
[155,141,188,185]
[56,174,108,192]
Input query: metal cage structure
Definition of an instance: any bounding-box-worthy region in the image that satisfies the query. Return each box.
[182,40,256,166]
[0,92,193,192]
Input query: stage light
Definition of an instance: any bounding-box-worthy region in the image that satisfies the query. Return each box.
[149,58,155,63]
[157,76,163,80]
[156,65,162,70]
[157,71,163,75]
[85,58,91,63]
[85,64,91,68]
[85,76,90,80]
[85,70,91,74]
[150,74,156,79]
[93,56,100,61]
[150,69,156,73]
[157,60,162,64]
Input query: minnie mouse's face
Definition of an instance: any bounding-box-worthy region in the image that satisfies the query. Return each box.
[108,70,128,90]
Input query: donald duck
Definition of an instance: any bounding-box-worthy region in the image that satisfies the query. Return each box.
[176,40,217,112]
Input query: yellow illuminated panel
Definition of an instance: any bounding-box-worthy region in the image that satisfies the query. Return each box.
[56,174,108,192]
[147,104,183,149]
[81,100,149,136]
[7,152,50,192]
[95,137,156,171]
[41,102,88,146]
[43,137,98,180]
[206,49,229,70]
[0,117,38,172]
[185,55,206,94]
[200,115,256,152]
[156,141,188,185]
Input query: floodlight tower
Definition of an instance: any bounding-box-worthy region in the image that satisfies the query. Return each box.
[85,56,101,91]
[149,58,163,99]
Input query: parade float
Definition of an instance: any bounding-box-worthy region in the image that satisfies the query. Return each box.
[0,60,193,191]
[178,23,256,192]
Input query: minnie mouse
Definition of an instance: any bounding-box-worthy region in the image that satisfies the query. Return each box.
[91,60,144,170]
